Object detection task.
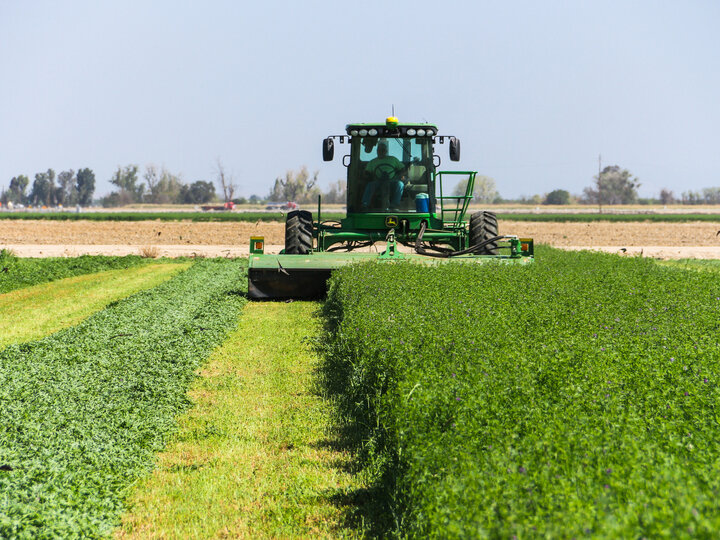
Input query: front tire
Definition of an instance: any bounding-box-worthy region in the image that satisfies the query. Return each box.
[285,210,313,254]
[469,211,499,255]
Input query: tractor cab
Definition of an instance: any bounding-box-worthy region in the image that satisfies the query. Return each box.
[323,117,461,219]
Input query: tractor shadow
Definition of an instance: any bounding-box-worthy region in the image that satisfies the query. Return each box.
[310,426,397,538]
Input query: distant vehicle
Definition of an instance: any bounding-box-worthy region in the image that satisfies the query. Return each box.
[200,201,235,212]
[265,202,299,211]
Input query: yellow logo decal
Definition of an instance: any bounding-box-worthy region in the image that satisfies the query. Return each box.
[385,216,398,228]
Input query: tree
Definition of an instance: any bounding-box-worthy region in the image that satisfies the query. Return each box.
[582,165,639,209]
[216,159,236,202]
[76,168,96,206]
[7,175,29,204]
[179,180,216,204]
[268,166,320,203]
[702,187,720,204]
[29,169,56,206]
[659,189,675,205]
[108,165,144,204]
[544,189,571,205]
[56,169,76,206]
[452,175,498,203]
[143,165,183,204]
[323,179,346,204]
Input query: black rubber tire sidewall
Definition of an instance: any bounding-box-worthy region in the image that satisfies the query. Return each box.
[285,210,313,254]
[469,211,499,255]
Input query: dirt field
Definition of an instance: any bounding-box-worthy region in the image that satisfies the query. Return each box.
[1,219,719,259]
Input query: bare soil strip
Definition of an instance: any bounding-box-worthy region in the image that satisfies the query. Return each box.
[2,219,719,259]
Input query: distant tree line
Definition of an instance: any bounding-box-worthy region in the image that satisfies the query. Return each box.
[266,166,347,204]
[1,168,96,207]
[7,161,717,209]
[102,164,216,207]
[505,165,720,206]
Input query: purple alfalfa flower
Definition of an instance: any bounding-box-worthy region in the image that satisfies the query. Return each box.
[518,466,527,474]
[704,378,709,383]
[605,468,612,475]
[684,391,689,396]
[592,333,598,338]
[670,357,675,362]
[601,347,606,351]
[456,397,461,401]
[603,484,610,490]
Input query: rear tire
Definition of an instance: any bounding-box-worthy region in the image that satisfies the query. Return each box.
[469,211,499,255]
[285,210,313,254]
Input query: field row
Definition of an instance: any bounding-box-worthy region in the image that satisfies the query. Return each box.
[319,247,720,537]
[1,210,720,223]
[0,260,247,537]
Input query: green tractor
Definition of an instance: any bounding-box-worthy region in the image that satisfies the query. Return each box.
[248,117,533,299]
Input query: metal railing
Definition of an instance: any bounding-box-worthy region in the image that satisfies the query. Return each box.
[435,171,477,228]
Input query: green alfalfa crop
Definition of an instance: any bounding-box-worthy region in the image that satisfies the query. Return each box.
[319,247,720,538]
[0,250,150,294]
[0,259,247,538]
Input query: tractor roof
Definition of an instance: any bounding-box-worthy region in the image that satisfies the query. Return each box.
[345,119,438,137]
[345,122,438,128]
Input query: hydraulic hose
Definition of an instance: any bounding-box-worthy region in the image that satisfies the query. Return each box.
[414,221,512,258]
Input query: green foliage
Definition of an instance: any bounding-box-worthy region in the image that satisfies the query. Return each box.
[2,210,717,223]
[319,249,720,537]
[76,168,96,206]
[495,213,720,222]
[681,187,720,205]
[0,211,346,222]
[544,188,571,205]
[268,166,320,203]
[584,165,640,206]
[6,175,29,204]
[29,169,57,207]
[179,180,216,204]
[55,170,76,207]
[0,251,149,295]
[322,179,347,204]
[103,164,216,206]
[143,165,184,204]
[0,260,247,537]
[105,165,144,206]
[452,175,498,203]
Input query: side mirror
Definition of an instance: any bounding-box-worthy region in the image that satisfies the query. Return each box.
[449,137,460,161]
[322,138,334,161]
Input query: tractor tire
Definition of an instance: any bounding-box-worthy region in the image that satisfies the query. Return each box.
[469,211,499,255]
[285,210,313,254]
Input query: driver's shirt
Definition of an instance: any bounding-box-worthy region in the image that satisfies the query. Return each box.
[366,155,404,179]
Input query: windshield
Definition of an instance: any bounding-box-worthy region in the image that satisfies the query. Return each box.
[347,136,435,213]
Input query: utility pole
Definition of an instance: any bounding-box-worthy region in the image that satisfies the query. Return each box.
[598,154,602,214]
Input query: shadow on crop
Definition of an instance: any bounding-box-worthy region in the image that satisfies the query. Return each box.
[311,306,398,538]
[311,426,398,538]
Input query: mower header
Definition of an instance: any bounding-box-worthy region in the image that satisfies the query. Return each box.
[248,117,534,299]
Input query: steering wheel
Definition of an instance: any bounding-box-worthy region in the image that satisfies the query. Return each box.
[373,163,399,181]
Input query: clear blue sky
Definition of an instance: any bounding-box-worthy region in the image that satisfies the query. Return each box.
[1,0,718,199]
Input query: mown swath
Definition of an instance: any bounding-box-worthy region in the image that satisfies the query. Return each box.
[0,259,247,538]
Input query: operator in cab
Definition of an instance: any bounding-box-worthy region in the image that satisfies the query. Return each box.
[360,140,406,211]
